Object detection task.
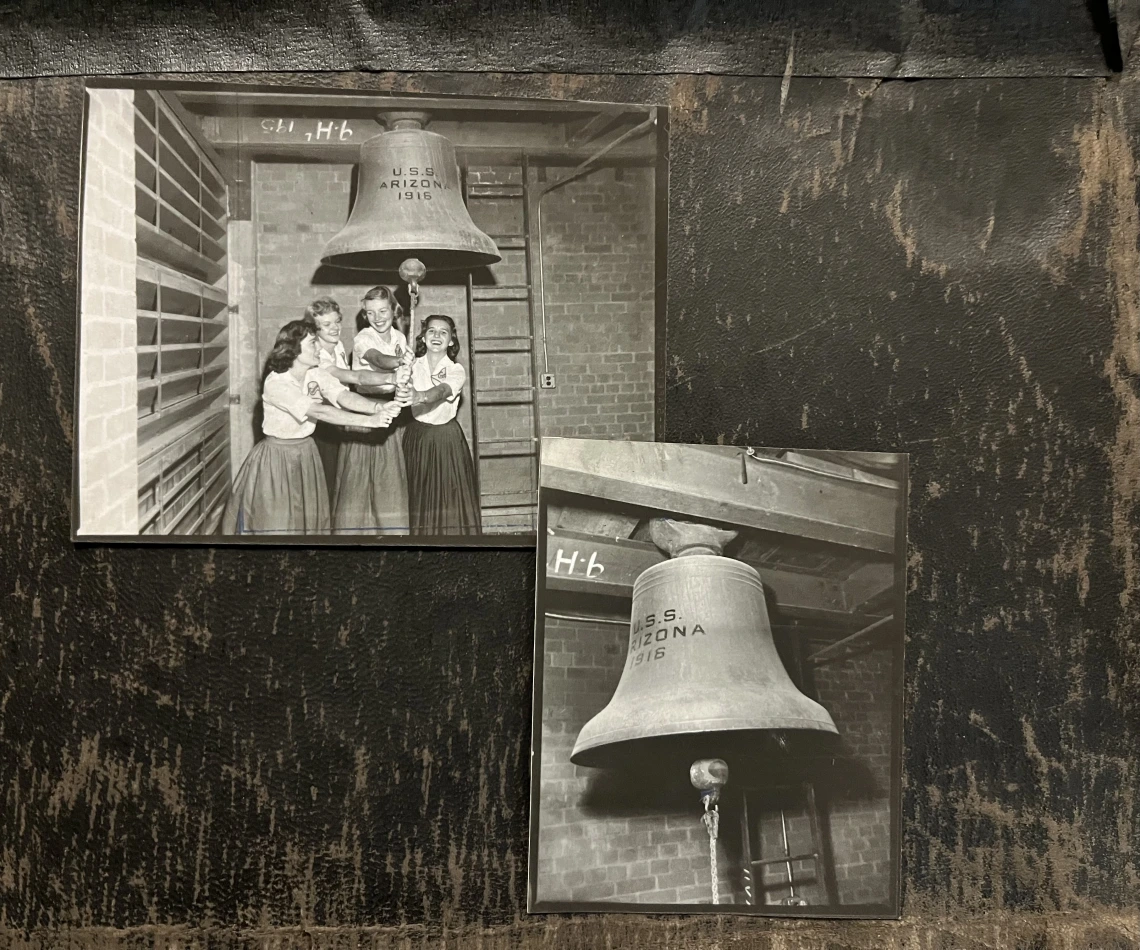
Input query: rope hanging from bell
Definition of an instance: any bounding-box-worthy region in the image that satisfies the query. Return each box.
[690,758,728,905]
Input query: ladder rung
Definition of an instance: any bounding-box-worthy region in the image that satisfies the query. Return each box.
[476,387,534,405]
[472,336,532,354]
[480,504,536,519]
[490,234,527,250]
[481,490,538,508]
[467,184,524,198]
[479,438,538,458]
[471,286,530,302]
[751,852,819,868]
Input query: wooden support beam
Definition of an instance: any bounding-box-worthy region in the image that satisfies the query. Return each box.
[841,560,897,613]
[194,115,656,165]
[545,529,855,623]
[176,91,651,118]
[546,529,662,600]
[807,615,895,666]
[547,503,640,540]
[566,112,620,147]
[540,439,899,555]
[225,156,252,221]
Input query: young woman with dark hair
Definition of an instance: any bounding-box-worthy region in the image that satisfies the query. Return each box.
[219,320,400,536]
[399,314,481,536]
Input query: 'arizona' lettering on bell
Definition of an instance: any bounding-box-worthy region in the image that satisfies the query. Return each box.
[627,616,708,667]
[375,168,446,199]
[570,554,838,769]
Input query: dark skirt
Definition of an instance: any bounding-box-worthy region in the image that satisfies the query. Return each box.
[220,436,330,536]
[403,418,482,536]
[332,424,410,536]
[312,421,342,504]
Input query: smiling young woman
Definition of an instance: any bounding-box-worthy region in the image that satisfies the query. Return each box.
[330,285,413,536]
[400,313,482,536]
[304,296,411,507]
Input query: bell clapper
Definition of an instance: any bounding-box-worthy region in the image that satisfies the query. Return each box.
[690,758,729,905]
[397,257,427,358]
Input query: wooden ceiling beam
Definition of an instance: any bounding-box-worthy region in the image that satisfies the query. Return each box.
[841,560,897,613]
[540,439,899,555]
[566,112,621,147]
[545,529,855,624]
[176,90,652,118]
[193,115,656,164]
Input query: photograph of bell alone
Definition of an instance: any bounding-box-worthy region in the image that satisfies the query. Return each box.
[529,438,906,916]
[73,79,665,542]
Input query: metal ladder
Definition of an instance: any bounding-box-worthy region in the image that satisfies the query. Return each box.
[738,633,841,906]
[739,780,838,907]
[462,154,541,534]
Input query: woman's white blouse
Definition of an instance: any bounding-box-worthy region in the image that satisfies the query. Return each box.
[318,340,349,370]
[261,367,347,439]
[352,326,408,368]
[410,356,465,425]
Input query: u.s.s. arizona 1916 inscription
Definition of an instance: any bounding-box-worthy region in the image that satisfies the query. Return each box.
[627,608,707,668]
[379,166,445,201]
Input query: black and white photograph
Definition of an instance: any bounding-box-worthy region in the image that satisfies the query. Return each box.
[73,79,665,542]
[529,438,907,916]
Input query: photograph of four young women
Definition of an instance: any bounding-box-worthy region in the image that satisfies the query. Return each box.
[219,286,481,537]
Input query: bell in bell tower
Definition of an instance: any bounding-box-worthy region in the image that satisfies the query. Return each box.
[321,111,502,273]
[530,438,906,915]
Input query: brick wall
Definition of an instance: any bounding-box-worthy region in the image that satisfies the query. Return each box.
[537,616,741,905]
[810,645,895,905]
[77,88,138,535]
[536,618,896,908]
[527,165,656,441]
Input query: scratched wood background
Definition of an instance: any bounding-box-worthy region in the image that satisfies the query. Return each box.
[1,2,1139,947]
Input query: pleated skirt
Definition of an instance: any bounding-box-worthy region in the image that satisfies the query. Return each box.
[220,436,330,536]
[403,418,482,536]
[332,425,410,536]
[312,421,342,504]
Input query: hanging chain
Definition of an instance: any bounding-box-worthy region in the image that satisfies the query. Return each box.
[702,797,720,905]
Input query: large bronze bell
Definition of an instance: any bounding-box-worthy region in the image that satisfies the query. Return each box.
[321,112,502,273]
[570,555,839,770]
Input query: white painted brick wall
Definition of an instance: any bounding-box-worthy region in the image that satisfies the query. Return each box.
[77,88,139,535]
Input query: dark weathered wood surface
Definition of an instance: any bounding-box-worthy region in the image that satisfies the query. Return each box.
[0,1,1127,80]
[0,8,1139,946]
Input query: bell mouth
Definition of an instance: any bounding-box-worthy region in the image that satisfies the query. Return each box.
[569,727,843,772]
[320,246,502,273]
